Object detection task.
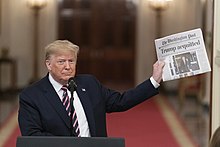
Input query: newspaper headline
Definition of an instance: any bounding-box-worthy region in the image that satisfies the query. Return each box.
[155,28,211,81]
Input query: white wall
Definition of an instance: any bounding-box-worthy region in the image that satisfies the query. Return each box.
[9,0,34,87]
[0,0,10,46]
[0,0,11,89]
[0,0,57,88]
[136,0,156,84]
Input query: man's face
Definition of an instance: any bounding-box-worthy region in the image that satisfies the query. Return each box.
[46,51,77,85]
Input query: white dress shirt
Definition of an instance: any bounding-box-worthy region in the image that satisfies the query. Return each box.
[48,74,159,137]
[48,74,91,137]
[150,76,160,88]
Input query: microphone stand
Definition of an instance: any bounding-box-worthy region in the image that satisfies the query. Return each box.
[68,77,77,136]
[70,91,75,136]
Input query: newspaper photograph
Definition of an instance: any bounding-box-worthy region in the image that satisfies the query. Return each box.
[155,28,211,81]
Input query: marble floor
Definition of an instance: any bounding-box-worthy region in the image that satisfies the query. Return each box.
[165,93,210,147]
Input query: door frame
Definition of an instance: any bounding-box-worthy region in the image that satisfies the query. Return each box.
[211,0,220,137]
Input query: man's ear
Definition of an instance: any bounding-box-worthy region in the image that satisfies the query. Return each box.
[45,60,51,71]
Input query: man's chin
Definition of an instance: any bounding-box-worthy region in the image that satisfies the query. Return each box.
[65,75,75,80]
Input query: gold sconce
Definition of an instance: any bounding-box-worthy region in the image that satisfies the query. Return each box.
[148,0,173,38]
[26,0,47,83]
[27,0,47,9]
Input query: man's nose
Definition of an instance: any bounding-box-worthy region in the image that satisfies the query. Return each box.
[64,61,71,68]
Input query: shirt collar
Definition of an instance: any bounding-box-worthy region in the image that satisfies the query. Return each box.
[48,73,63,93]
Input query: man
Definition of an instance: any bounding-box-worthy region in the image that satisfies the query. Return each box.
[18,40,165,137]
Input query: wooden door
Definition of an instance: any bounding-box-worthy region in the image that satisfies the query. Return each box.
[58,0,136,86]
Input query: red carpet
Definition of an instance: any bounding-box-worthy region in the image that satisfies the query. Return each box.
[0,108,21,147]
[106,96,197,147]
[3,126,20,147]
[0,96,197,147]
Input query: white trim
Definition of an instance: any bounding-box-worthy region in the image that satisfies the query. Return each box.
[211,0,220,136]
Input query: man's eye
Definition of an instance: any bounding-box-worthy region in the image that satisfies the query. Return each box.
[69,60,75,64]
[58,60,65,64]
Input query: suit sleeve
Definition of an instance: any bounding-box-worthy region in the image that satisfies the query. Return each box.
[18,91,53,136]
[103,79,159,112]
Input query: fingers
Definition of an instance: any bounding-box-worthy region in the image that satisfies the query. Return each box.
[155,60,165,68]
[152,60,165,83]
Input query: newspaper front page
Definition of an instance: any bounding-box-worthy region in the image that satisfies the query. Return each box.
[155,28,211,81]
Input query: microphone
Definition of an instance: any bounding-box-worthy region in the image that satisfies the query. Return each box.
[67,77,77,136]
[67,77,77,93]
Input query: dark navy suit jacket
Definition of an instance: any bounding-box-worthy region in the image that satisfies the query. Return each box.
[18,74,158,137]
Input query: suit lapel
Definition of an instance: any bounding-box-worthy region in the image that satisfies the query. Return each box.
[76,85,96,136]
[41,77,71,129]
[40,75,97,136]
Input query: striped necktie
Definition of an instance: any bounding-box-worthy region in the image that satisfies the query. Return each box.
[61,85,80,136]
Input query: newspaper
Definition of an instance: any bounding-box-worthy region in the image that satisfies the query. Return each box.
[155,28,211,81]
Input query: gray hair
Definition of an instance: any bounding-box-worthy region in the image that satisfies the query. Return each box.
[45,40,79,60]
